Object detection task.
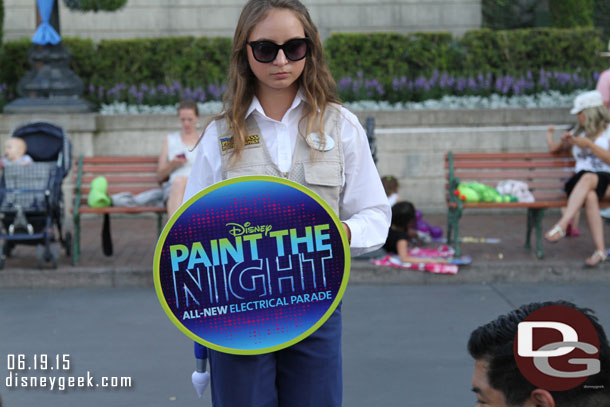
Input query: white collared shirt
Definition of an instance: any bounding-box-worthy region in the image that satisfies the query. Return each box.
[183,92,391,256]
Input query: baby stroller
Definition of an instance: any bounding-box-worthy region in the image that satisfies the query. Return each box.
[0,121,72,269]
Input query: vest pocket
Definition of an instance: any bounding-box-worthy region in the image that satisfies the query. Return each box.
[303,161,342,187]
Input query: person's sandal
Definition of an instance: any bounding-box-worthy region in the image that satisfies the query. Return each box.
[544,224,565,243]
[585,250,607,267]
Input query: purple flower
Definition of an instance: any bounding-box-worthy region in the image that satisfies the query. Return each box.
[456,78,466,92]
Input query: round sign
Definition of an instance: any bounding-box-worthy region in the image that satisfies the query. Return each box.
[154,176,350,355]
[513,305,600,391]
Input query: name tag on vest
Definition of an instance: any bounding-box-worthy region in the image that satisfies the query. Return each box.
[220,134,261,152]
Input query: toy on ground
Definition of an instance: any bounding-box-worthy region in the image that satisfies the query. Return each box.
[414,210,444,242]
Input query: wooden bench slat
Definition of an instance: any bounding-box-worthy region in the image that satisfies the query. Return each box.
[79,156,158,164]
[81,185,162,195]
[81,164,158,173]
[446,181,566,190]
[532,191,569,200]
[449,152,572,160]
[450,201,610,209]
[449,201,567,209]
[78,206,165,214]
[447,161,576,169]
[77,175,160,184]
[452,170,574,180]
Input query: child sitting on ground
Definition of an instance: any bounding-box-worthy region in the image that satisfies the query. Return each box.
[381,175,399,206]
[1,137,32,168]
[384,201,449,264]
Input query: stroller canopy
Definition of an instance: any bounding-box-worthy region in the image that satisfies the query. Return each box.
[11,121,72,176]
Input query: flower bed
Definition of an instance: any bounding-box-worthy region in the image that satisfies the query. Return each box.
[0,71,593,113]
[96,90,581,115]
[337,70,599,102]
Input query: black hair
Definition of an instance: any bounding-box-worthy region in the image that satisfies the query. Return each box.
[468,300,610,407]
[391,201,415,232]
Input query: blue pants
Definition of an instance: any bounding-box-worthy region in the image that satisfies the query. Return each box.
[208,306,342,407]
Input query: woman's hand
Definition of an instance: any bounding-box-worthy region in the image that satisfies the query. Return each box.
[342,222,351,244]
[547,126,571,153]
[170,155,188,169]
[566,134,592,148]
[546,125,555,147]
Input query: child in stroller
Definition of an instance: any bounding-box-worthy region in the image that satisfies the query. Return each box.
[1,137,33,167]
[0,121,72,269]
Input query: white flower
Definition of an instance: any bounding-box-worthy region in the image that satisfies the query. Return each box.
[99,90,584,115]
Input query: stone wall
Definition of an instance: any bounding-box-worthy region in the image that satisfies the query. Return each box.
[4,0,481,42]
[0,107,573,216]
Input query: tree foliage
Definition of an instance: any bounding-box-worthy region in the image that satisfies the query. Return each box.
[548,0,594,28]
[482,0,539,30]
[0,0,4,45]
[62,0,127,12]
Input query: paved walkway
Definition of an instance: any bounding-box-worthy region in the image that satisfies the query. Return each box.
[2,283,609,407]
[1,211,609,288]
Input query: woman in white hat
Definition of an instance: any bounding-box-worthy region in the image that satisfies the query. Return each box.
[545,90,610,266]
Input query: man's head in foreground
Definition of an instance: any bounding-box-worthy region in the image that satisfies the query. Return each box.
[468,300,610,407]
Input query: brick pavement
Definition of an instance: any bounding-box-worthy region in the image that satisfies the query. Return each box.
[0,211,609,286]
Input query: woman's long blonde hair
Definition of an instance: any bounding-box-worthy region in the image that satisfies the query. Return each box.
[574,105,610,140]
[202,0,340,162]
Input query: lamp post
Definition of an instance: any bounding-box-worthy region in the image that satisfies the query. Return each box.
[3,0,92,113]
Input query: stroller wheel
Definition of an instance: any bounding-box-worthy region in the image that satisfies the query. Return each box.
[64,232,72,256]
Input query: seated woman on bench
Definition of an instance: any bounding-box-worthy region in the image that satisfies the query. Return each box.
[545,90,610,266]
[157,99,199,216]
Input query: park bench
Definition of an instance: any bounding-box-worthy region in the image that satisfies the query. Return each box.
[72,155,165,264]
[445,151,610,259]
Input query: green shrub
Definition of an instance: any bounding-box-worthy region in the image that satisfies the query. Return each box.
[549,0,593,28]
[0,38,31,97]
[0,0,4,45]
[325,32,454,81]
[482,0,538,30]
[63,37,97,80]
[0,28,606,107]
[594,0,610,43]
[460,27,604,73]
[62,0,127,12]
[91,36,231,87]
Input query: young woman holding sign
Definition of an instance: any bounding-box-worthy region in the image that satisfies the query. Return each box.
[183,0,391,405]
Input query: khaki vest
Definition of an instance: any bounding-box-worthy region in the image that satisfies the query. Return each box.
[217,105,344,216]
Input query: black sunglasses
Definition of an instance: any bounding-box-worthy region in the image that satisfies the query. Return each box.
[247,38,310,63]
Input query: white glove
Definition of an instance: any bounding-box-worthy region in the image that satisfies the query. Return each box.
[191,370,210,399]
